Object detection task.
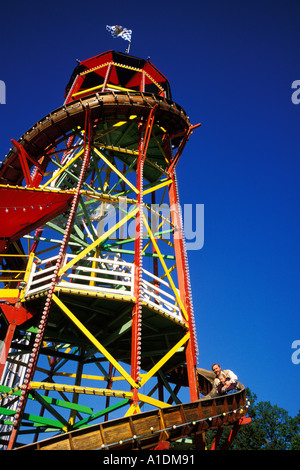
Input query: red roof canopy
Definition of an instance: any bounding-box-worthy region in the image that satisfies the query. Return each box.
[65,50,171,101]
[0,187,73,252]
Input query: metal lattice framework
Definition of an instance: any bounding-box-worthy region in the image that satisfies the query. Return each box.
[0,51,249,450]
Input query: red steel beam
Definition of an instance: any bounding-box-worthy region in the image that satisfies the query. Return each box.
[131,107,157,394]
[168,166,199,402]
[221,417,252,450]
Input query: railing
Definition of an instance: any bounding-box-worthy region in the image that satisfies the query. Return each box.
[23,254,55,296]
[25,253,133,298]
[0,254,35,291]
[60,253,133,296]
[23,254,183,322]
[141,268,181,319]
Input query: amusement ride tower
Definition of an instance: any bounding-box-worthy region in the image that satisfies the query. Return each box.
[0,50,249,450]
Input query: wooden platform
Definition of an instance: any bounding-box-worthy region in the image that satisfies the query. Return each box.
[16,387,248,450]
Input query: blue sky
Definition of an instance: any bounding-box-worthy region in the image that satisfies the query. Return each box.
[0,0,299,418]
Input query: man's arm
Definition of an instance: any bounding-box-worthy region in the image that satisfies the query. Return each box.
[223,369,238,383]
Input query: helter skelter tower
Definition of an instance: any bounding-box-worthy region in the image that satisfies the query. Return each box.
[0,51,249,450]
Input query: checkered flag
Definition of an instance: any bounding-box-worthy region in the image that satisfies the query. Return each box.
[106,25,132,42]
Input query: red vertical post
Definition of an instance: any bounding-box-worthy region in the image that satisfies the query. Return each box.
[11,140,33,188]
[131,109,157,397]
[221,417,252,450]
[64,74,84,103]
[168,165,199,402]
[131,123,144,388]
[210,427,223,450]
[102,63,112,91]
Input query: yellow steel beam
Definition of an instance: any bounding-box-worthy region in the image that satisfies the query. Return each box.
[106,83,135,92]
[139,332,190,387]
[160,237,175,249]
[30,381,134,399]
[90,247,100,286]
[124,392,171,416]
[138,392,172,409]
[72,83,136,98]
[0,289,19,298]
[79,62,163,92]
[93,147,139,194]
[41,148,84,189]
[80,190,136,205]
[36,370,126,382]
[80,62,110,76]
[142,178,172,196]
[161,263,176,280]
[52,294,137,389]
[96,143,139,156]
[142,239,151,253]
[0,270,24,273]
[112,120,127,128]
[58,206,138,276]
[144,72,165,93]
[0,184,72,196]
[124,403,141,416]
[72,84,103,97]
[19,252,35,300]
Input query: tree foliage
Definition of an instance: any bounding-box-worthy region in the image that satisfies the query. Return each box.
[173,388,299,450]
[230,388,300,450]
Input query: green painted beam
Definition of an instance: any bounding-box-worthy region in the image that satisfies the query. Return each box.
[0,384,93,416]
[30,390,69,428]
[0,403,66,429]
[46,221,89,248]
[32,391,93,415]
[0,406,16,416]
[22,412,66,429]
[73,398,130,429]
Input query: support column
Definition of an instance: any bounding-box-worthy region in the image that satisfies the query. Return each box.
[7,107,93,450]
[131,108,157,402]
[168,166,199,402]
[221,417,252,450]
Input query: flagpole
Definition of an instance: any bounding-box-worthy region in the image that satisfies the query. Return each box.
[106,25,132,53]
